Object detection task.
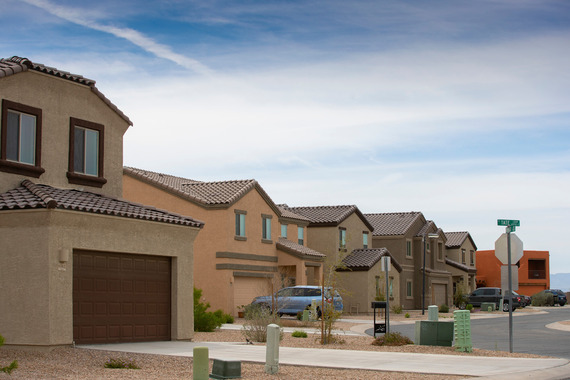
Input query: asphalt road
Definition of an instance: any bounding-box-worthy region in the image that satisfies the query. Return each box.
[366,306,570,359]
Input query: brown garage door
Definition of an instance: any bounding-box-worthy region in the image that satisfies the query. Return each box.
[73,250,171,344]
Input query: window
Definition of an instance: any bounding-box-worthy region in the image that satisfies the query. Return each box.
[461,249,466,264]
[298,226,304,245]
[406,280,413,298]
[363,231,369,249]
[470,250,474,266]
[67,117,106,187]
[281,223,287,238]
[389,277,394,298]
[406,240,412,258]
[0,99,44,177]
[438,243,443,261]
[262,214,272,242]
[339,228,346,251]
[235,210,246,240]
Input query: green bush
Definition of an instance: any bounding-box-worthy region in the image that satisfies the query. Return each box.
[532,291,554,306]
[372,332,413,346]
[404,313,410,318]
[466,304,473,312]
[213,309,234,324]
[194,287,224,332]
[0,334,18,375]
[439,304,449,313]
[292,330,308,338]
[104,358,140,369]
[390,304,403,314]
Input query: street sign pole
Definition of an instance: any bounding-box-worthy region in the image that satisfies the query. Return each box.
[497,219,519,354]
[506,226,513,353]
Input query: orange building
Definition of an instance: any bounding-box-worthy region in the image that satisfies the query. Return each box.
[475,250,550,296]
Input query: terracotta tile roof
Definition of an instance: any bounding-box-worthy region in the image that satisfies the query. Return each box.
[276,238,325,260]
[0,56,132,126]
[124,167,281,214]
[365,212,423,236]
[340,248,402,272]
[276,204,310,222]
[445,231,477,250]
[285,205,374,231]
[0,180,204,228]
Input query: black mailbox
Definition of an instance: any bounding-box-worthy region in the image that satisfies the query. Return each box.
[371,301,388,337]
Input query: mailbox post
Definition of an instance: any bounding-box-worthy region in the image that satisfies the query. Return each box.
[371,301,387,338]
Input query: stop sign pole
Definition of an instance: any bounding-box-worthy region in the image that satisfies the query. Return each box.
[497,219,520,353]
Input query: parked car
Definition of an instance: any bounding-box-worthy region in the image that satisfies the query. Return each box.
[544,289,567,306]
[467,287,519,311]
[250,285,343,316]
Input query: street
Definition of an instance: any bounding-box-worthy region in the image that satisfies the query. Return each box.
[367,306,570,358]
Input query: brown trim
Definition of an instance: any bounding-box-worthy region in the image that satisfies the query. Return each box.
[261,238,273,244]
[233,271,274,278]
[67,117,106,188]
[216,252,278,262]
[217,263,278,272]
[0,99,44,178]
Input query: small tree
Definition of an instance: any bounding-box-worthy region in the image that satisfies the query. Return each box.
[454,283,467,309]
[0,334,18,375]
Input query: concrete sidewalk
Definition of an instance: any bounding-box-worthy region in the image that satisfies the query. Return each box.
[80,340,570,378]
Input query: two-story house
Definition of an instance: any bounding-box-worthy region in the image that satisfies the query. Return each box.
[365,211,452,309]
[123,168,326,316]
[278,205,401,313]
[0,56,203,347]
[444,231,477,295]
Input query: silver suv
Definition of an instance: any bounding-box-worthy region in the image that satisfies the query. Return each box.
[250,285,343,316]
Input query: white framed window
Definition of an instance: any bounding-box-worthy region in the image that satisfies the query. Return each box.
[298,226,304,245]
[262,214,272,241]
[281,223,287,238]
[339,228,347,251]
[363,231,369,249]
[235,210,246,240]
[461,249,466,264]
[406,240,412,258]
[406,280,413,298]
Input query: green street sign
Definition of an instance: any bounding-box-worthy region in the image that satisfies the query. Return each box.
[497,219,520,227]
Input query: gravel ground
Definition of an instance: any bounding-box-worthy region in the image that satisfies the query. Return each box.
[0,310,550,379]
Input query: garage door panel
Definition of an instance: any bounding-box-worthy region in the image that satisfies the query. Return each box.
[73,250,171,344]
[233,277,272,314]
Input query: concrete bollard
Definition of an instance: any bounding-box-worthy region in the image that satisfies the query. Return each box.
[265,323,280,374]
[193,346,209,380]
[428,305,439,321]
[310,300,318,321]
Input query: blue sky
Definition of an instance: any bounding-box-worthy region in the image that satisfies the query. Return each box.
[2,0,570,273]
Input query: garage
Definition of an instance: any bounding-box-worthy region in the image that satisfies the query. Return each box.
[73,250,171,344]
[432,283,448,306]
[233,275,272,313]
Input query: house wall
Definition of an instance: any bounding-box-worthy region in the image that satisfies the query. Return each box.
[0,209,198,347]
[476,250,550,296]
[0,71,129,197]
[123,175,281,315]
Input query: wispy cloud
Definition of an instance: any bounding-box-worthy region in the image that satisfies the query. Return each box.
[20,0,213,75]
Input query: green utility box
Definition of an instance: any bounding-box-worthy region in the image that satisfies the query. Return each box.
[414,320,454,346]
[481,302,496,312]
[210,359,242,379]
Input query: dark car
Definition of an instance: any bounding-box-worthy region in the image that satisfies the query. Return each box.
[467,287,519,311]
[251,285,343,316]
[544,289,567,306]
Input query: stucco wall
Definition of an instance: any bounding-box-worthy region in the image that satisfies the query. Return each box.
[0,209,198,347]
[0,71,129,197]
[123,175,283,314]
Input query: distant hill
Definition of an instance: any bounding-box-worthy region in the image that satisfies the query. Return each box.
[550,273,570,292]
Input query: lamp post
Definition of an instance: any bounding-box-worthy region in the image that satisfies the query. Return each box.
[422,232,440,315]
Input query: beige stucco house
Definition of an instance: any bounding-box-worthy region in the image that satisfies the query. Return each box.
[0,56,203,347]
[444,231,477,296]
[365,212,452,310]
[123,168,326,317]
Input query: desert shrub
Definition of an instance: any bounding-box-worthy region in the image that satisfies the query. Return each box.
[0,334,18,375]
[532,292,554,306]
[372,332,413,346]
[404,313,410,318]
[194,287,224,332]
[241,303,282,343]
[213,309,234,324]
[292,330,308,338]
[104,358,140,369]
[391,304,403,314]
[466,304,473,312]
[439,304,449,313]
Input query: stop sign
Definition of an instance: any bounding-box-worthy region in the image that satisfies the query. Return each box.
[495,233,523,264]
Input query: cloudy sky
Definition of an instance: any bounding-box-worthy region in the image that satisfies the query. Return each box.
[2,1,570,273]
